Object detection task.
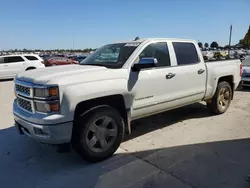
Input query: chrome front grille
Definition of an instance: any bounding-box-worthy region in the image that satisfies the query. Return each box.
[17,97,32,112]
[16,84,31,96]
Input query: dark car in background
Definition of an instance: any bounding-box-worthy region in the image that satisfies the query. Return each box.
[44,56,79,66]
[69,55,88,63]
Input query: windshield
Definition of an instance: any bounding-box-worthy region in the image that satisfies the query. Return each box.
[80,43,140,68]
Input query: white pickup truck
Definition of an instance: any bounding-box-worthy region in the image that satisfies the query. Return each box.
[13,38,242,162]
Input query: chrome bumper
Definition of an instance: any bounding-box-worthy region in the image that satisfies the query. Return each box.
[14,114,73,144]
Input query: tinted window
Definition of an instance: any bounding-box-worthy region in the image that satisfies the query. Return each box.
[25,56,38,60]
[173,42,199,65]
[0,57,4,63]
[139,42,170,67]
[4,56,24,63]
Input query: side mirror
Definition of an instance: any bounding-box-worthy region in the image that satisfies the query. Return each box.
[132,58,158,71]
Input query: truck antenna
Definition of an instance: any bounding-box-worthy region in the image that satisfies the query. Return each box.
[134,36,140,41]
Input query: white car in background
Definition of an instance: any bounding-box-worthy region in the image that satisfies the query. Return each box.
[0,54,45,79]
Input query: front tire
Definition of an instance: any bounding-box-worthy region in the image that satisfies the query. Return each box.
[72,106,125,162]
[207,81,232,114]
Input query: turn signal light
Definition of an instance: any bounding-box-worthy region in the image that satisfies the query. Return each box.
[48,87,58,97]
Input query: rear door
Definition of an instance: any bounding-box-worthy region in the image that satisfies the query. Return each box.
[0,57,9,78]
[169,41,207,104]
[24,55,43,68]
[3,56,27,76]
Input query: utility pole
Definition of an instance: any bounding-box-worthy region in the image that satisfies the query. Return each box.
[73,32,75,51]
[228,25,232,57]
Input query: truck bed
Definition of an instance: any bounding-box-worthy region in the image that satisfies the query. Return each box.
[205,58,241,63]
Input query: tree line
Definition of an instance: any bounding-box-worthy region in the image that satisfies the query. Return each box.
[198,42,219,49]
[239,25,250,47]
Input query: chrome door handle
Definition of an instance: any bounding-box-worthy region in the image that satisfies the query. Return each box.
[166,73,176,79]
[198,69,205,74]
[4,65,8,67]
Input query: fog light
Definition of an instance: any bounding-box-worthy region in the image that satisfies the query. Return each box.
[50,103,59,112]
[33,127,49,136]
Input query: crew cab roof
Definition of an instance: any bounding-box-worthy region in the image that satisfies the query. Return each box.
[112,38,197,44]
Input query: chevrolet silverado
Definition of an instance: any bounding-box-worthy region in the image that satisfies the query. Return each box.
[13,38,242,162]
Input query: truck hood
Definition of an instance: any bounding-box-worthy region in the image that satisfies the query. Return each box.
[16,65,127,85]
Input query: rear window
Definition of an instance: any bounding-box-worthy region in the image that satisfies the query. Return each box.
[173,42,199,65]
[4,56,24,63]
[25,56,38,61]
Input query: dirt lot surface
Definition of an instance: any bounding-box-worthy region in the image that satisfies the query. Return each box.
[0,80,250,188]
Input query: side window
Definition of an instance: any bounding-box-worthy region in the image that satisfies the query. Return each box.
[173,42,199,65]
[4,56,25,63]
[25,56,38,61]
[139,42,171,67]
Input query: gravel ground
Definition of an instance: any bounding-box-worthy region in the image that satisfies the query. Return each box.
[0,79,250,188]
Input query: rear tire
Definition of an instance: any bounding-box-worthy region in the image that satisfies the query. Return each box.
[72,106,125,163]
[207,81,232,115]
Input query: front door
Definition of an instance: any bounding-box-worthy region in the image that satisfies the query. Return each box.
[130,42,175,119]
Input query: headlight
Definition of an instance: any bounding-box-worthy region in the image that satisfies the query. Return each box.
[35,101,60,113]
[34,86,59,99]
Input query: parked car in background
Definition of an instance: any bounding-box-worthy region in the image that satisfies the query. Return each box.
[0,54,44,79]
[43,56,79,66]
[241,60,250,88]
[202,51,214,61]
[68,55,88,63]
[76,55,87,63]
[40,54,51,60]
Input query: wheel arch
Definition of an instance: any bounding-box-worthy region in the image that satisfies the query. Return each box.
[73,94,131,136]
[217,75,234,99]
[26,67,36,71]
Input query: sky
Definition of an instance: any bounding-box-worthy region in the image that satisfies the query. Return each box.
[0,0,249,50]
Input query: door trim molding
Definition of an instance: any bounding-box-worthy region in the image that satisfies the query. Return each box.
[133,91,204,111]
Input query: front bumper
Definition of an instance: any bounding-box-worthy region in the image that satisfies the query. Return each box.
[14,114,73,144]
